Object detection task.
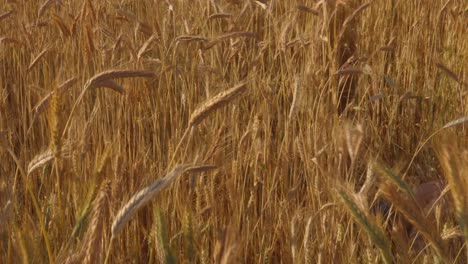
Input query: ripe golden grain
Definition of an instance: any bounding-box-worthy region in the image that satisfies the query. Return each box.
[188,81,248,128]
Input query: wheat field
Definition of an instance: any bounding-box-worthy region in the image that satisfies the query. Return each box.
[0,0,467,263]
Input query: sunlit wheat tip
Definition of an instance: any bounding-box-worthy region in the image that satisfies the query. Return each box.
[111,165,189,237]
[188,81,248,128]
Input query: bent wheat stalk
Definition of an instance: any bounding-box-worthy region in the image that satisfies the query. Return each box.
[110,164,216,237]
[403,116,468,178]
[105,164,216,264]
[0,9,15,22]
[288,76,302,121]
[0,200,12,229]
[169,81,248,165]
[27,77,78,135]
[28,47,49,72]
[111,165,189,237]
[32,77,78,115]
[62,69,154,138]
[27,145,71,175]
[435,138,468,259]
[83,181,110,264]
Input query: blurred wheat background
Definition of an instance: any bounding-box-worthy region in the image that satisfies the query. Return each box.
[0,0,467,263]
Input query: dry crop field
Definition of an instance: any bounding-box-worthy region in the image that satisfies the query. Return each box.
[0,0,467,263]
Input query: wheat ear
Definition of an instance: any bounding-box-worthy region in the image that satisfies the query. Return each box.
[169,81,247,165]
[83,180,110,264]
[435,137,468,259]
[111,165,189,237]
[63,69,154,138]
[105,164,215,263]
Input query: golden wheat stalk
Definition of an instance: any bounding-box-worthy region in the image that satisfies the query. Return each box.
[175,35,209,42]
[32,77,78,115]
[62,69,154,137]
[0,9,15,22]
[344,123,363,164]
[0,200,12,230]
[169,81,248,165]
[83,180,110,264]
[435,61,462,84]
[111,164,216,237]
[184,165,218,174]
[303,216,313,263]
[436,139,468,250]
[335,68,363,76]
[0,37,21,46]
[1,135,54,262]
[37,0,55,19]
[296,4,319,15]
[288,76,302,121]
[137,34,158,60]
[83,70,154,91]
[442,116,468,129]
[105,164,215,264]
[215,31,257,41]
[338,3,371,40]
[28,47,49,72]
[51,13,71,37]
[401,116,468,180]
[49,83,62,157]
[28,148,54,175]
[203,32,257,50]
[96,80,125,94]
[208,13,232,20]
[188,81,247,127]
[111,165,189,237]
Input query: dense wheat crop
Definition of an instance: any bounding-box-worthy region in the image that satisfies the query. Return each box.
[1,0,467,263]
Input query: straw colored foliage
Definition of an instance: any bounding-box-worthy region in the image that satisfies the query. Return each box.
[0,0,466,263]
